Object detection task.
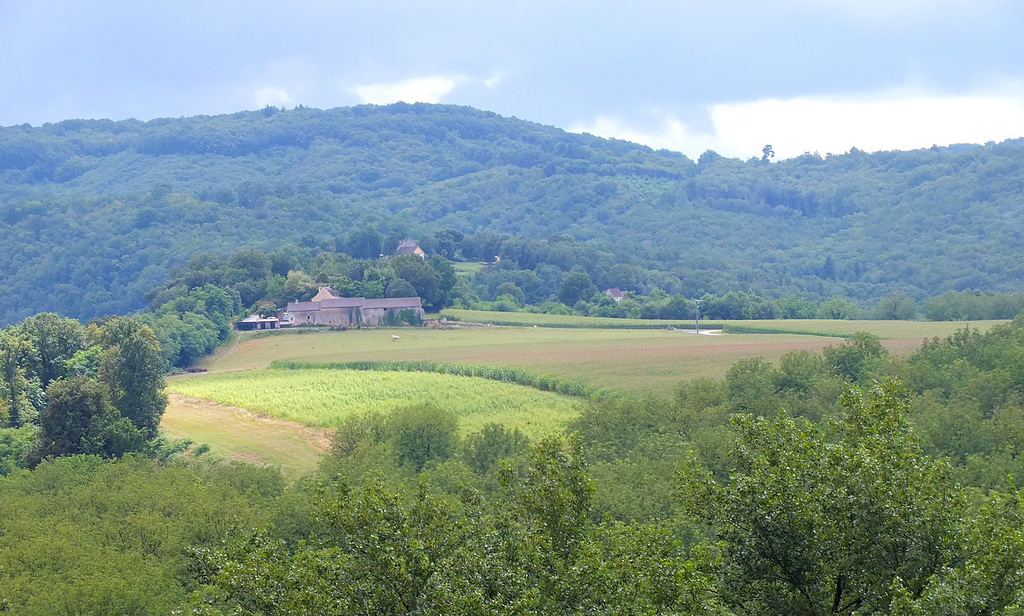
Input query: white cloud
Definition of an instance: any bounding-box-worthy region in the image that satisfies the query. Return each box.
[717,94,1024,158]
[253,87,294,107]
[353,75,468,105]
[484,71,505,89]
[570,115,720,156]
[572,88,1024,160]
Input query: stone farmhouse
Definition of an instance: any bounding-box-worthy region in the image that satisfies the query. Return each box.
[284,286,424,327]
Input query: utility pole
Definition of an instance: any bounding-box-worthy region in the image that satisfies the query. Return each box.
[695,299,700,334]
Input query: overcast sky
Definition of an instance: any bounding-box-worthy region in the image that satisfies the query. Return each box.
[2,0,1023,159]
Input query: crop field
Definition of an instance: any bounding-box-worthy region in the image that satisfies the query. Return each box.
[202,320,997,397]
[169,318,1002,478]
[166,368,584,439]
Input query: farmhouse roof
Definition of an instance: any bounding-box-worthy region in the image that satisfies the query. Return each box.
[364,297,423,309]
[285,301,321,312]
[285,296,423,312]
[605,288,626,300]
[318,297,366,308]
[312,286,341,301]
[395,240,425,256]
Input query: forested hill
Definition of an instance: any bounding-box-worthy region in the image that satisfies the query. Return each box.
[1,103,1023,325]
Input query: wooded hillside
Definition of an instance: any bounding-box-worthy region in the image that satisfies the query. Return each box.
[2,103,1022,325]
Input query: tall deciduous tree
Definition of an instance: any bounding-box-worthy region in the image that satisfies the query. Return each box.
[387,404,458,471]
[96,317,167,439]
[39,376,146,458]
[0,331,33,427]
[390,255,442,308]
[16,312,86,389]
[558,271,597,307]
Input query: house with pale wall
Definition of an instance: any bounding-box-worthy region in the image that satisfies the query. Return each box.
[284,286,424,326]
[395,240,426,258]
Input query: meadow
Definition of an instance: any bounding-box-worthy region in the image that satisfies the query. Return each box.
[166,368,584,439]
[159,393,331,482]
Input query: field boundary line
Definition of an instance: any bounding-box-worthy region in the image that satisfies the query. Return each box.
[721,324,853,338]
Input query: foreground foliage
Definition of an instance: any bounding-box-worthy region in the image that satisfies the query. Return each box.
[0,455,282,615]
[186,435,718,616]
[684,381,963,614]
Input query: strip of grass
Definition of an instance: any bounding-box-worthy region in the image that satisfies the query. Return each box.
[273,359,605,399]
[722,324,852,338]
[453,262,487,276]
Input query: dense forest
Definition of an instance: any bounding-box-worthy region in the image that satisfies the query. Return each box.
[2,103,1024,325]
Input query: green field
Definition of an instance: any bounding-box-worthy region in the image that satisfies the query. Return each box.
[441,309,712,329]
[201,321,995,397]
[167,368,584,439]
[453,261,488,276]
[160,393,331,482]
[441,310,991,338]
[167,318,1002,478]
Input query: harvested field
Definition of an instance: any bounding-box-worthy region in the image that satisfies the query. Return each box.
[160,393,331,481]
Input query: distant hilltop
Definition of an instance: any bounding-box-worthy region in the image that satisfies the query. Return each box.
[2,103,1024,324]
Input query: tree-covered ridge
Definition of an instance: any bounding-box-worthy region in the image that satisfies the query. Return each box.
[2,103,1024,325]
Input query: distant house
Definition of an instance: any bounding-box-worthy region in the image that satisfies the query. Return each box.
[395,239,426,259]
[236,314,281,331]
[605,288,626,302]
[285,287,424,327]
[311,286,341,301]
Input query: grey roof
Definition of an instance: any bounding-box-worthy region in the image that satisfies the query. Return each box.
[363,297,422,309]
[320,297,367,308]
[286,296,423,312]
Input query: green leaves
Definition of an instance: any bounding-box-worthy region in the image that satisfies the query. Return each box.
[683,380,963,615]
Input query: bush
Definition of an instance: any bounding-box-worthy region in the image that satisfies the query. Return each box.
[387,404,459,471]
